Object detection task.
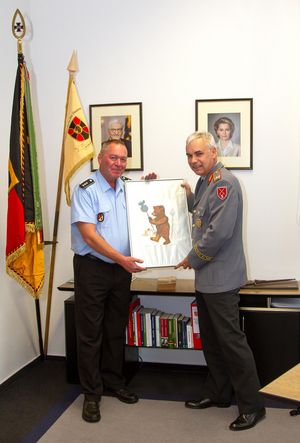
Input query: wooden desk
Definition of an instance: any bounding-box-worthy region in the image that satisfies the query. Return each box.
[260,363,300,402]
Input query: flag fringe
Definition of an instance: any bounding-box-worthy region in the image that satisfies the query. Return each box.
[6,243,26,265]
[6,265,44,299]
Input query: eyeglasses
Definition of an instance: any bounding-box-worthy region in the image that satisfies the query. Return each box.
[109,128,123,132]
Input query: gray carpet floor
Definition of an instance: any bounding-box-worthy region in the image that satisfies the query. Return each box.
[39,395,300,443]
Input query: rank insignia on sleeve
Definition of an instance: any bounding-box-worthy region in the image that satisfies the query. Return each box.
[217,186,227,200]
[97,212,104,222]
[80,178,95,189]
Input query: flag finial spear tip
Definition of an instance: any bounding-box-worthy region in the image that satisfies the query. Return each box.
[67,50,78,74]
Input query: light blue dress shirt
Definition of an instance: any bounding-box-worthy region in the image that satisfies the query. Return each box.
[71,170,130,263]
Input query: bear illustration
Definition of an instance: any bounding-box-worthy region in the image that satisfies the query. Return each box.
[148,205,171,245]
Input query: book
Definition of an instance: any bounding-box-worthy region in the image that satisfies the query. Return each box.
[176,313,184,348]
[139,307,146,346]
[127,297,141,346]
[151,309,158,347]
[160,313,169,347]
[136,305,143,346]
[167,314,175,348]
[186,319,194,348]
[172,313,182,348]
[155,310,163,347]
[143,307,154,347]
[132,305,143,346]
[191,299,202,349]
[181,316,189,348]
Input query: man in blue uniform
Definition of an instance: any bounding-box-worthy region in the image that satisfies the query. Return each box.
[176,132,265,431]
[71,139,155,423]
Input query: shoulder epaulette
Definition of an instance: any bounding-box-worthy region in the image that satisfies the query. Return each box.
[79,178,95,189]
[208,169,222,184]
[121,175,131,181]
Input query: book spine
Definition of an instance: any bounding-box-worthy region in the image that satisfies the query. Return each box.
[127,298,140,346]
[146,311,152,347]
[168,314,174,349]
[177,315,182,348]
[160,316,168,347]
[155,311,162,347]
[136,307,142,346]
[191,299,202,350]
[187,320,193,348]
[140,310,145,346]
[151,310,157,347]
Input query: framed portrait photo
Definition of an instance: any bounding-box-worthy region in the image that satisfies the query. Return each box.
[125,179,192,268]
[89,102,143,171]
[195,98,253,170]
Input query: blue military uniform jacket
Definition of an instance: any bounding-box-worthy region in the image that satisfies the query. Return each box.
[187,162,247,293]
[71,170,130,263]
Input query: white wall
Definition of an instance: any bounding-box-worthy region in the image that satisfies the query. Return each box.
[1,0,300,382]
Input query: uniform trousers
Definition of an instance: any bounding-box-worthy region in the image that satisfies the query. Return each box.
[196,288,265,414]
[73,254,132,401]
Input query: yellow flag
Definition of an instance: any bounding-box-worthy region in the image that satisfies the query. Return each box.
[63,78,94,206]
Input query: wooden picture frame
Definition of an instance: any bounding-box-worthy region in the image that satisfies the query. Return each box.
[89,102,143,171]
[125,179,192,268]
[195,98,253,170]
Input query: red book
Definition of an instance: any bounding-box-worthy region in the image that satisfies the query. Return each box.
[160,313,169,347]
[127,297,141,345]
[191,299,202,350]
[136,306,143,346]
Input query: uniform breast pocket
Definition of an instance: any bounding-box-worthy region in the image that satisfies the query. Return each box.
[96,206,110,231]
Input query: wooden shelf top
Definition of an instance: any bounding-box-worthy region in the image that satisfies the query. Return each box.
[58,277,300,297]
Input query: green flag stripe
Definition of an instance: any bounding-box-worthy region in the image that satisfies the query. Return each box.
[24,65,43,231]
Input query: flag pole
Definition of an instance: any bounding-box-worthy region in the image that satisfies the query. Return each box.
[43,52,78,356]
[12,9,44,359]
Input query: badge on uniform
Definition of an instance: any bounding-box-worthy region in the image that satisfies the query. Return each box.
[97,212,104,222]
[80,178,94,189]
[195,219,202,228]
[217,186,227,200]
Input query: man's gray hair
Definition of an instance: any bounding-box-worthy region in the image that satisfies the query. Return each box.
[186,131,216,149]
[108,118,123,129]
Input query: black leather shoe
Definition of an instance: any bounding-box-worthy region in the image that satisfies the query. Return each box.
[82,399,101,423]
[112,388,139,404]
[185,398,231,409]
[229,408,266,431]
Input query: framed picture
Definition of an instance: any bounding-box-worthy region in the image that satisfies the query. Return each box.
[89,102,143,171]
[125,179,192,268]
[195,98,253,169]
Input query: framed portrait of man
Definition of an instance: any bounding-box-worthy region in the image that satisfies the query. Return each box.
[89,102,143,171]
[125,179,192,268]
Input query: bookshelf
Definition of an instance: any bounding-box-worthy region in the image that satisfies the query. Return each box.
[61,278,300,385]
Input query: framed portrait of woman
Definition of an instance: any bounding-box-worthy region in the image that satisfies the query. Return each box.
[196,98,253,170]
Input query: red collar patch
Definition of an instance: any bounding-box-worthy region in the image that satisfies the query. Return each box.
[217,186,227,200]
